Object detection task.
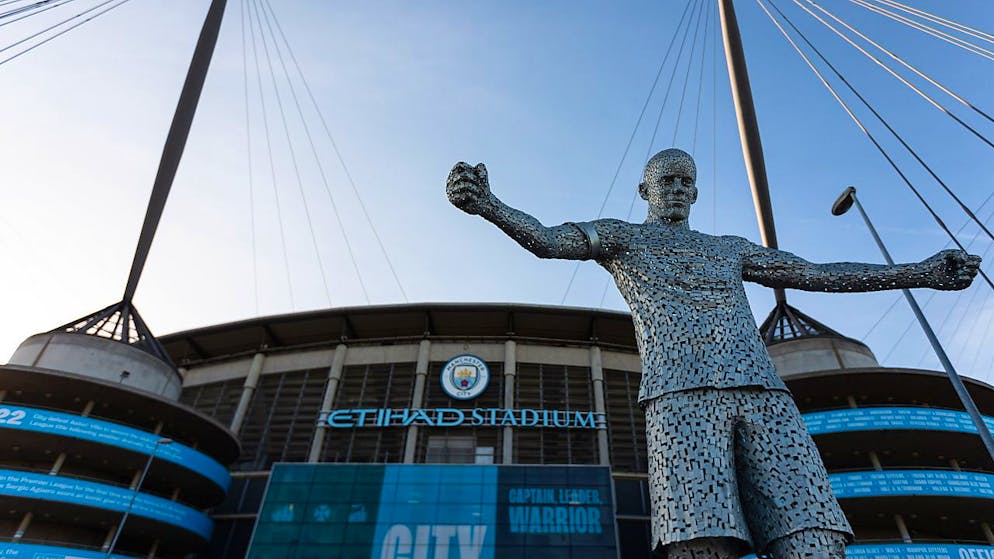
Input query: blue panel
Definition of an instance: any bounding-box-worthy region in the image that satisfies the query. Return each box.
[830,470,994,499]
[0,469,212,540]
[0,542,136,559]
[745,543,994,559]
[0,404,229,490]
[372,465,498,559]
[248,464,618,559]
[802,407,994,436]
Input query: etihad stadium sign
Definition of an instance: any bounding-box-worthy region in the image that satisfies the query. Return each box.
[320,407,606,429]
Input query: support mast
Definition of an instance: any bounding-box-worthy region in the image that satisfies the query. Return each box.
[718,0,787,304]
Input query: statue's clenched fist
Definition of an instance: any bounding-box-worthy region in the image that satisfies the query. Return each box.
[923,249,982,290]
[447,162,494,215]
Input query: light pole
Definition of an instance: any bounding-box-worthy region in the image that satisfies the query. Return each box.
[831,186,994,464]
[105,437,173,557]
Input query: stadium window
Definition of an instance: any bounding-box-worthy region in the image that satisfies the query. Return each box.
[426,435,476,464]
[475,446,495,464]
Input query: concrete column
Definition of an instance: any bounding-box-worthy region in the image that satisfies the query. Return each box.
[982,523,994,545]
[868,451,883,471]
[100,525,116,551]
[230,353,266,434]
[308,344,349,462]
[846,395,858,409]
[894,514,912,543]
[49,453,66,475]
[146,539,160,558]
[81,400,95,417]
[0,389,6,402]
[403,340,432,463]
[12,512,31,541]
[949,458,962,471]
[501,340,517,465]
[589,346,610,466]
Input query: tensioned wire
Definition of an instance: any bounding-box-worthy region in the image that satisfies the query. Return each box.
[794,0,994,244]
[803,0,993,127]
[870,0,994,47]
[758,0,994,292]
[670,0,710,147]
[256,0,371,304]
[848,0,994,62]
[758,0,994,372]
[0,0,132,67]
[251,0,335,308]
[559,0,697,305]
[262,0,409,302]
[0,0,75,28]
[240,0,260,314]
[597,0,714,307]
[245,0,296,309]
[791,0,994,155]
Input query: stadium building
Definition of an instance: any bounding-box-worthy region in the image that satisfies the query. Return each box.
[2,302,994,558]
[165,302,994,558]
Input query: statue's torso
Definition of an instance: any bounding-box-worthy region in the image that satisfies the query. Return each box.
[598,222,787,402]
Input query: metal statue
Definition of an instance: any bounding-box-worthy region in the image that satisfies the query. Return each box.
[445,148,981,558]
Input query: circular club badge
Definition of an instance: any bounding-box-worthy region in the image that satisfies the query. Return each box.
[440,354,490,400]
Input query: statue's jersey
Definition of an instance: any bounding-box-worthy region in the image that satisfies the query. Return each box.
[591,220,788,403]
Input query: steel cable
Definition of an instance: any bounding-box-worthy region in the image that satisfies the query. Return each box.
[246,0,296,309]
[804,0,994,127]
[789,0,994,244]
[671,0,709,146]
[252,0,334,308]
[240,0,260,314]
[0,0,74,28]
[758,0,994,291]
[262,0,408,302]
[0,0,130,67]
[791,0,994,154]
[871,0,994,46]
[257,0,371,304]
[847,0,994,62]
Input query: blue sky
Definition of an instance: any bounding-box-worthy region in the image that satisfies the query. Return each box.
[0,0,992,380]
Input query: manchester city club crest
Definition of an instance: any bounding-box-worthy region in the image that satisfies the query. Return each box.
[440,354,490,400]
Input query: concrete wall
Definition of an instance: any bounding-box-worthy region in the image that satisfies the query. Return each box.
[8,333,182,399]
[769,336,879,378]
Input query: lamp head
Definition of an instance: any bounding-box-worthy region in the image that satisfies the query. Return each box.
[832,186,857,216]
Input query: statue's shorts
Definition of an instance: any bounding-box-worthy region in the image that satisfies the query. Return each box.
[643,387,853,554]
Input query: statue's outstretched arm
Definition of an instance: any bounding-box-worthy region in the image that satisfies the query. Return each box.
[742,243,981,292]
[446,162,615,260]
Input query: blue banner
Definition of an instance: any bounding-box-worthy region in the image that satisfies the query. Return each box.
[0,542,136,559]
[744,543,994,559]
[830,470,994,499]
[803,407,994,436]
[0,469,212,540]
[0,404,229,490]
[248,464,618,559]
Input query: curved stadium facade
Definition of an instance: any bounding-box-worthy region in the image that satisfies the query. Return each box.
[162,303,994,559]
[1,302,993,558]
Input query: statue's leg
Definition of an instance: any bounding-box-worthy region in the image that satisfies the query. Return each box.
[644,390,754,553]
[664,537,742,559]
[733,390,853,553]
[765,529,848,559]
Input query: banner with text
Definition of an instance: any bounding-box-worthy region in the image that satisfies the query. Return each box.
[247,464,618,559]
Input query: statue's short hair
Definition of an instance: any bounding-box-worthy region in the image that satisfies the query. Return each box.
[643,148,696,183]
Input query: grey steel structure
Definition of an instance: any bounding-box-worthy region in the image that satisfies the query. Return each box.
[445,148,980,557]
[162,302,994,558]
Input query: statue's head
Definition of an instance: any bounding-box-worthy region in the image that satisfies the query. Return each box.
[639,148,697,223]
